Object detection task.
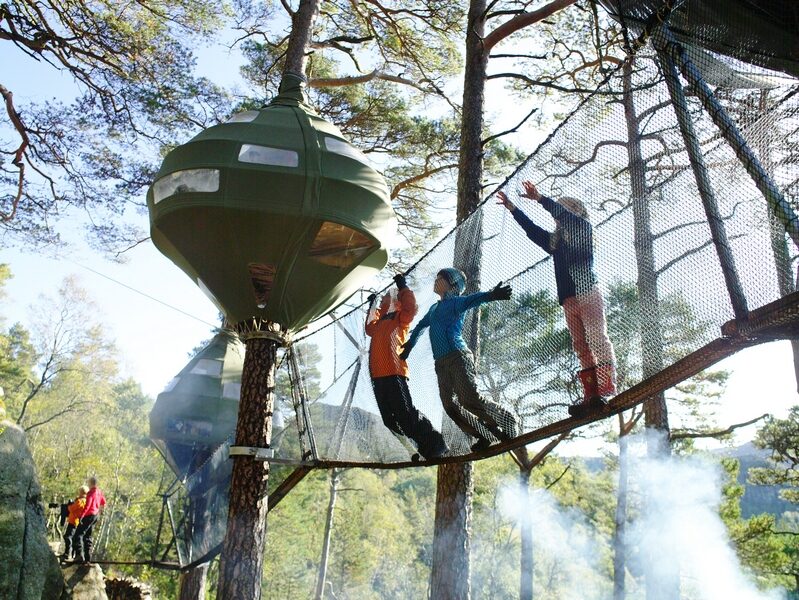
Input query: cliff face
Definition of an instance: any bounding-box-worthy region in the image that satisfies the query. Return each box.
[0,420,65,600]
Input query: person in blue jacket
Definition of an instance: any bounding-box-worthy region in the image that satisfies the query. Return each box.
[399,268,520,452]
[497,180,617,417]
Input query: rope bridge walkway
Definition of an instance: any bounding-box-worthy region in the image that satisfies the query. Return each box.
[145,0,799,569]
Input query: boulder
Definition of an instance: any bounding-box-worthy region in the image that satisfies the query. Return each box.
[62,564,107,600]
[0,420,65,599]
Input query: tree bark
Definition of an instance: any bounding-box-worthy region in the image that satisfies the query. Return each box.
[622,56,679,600]
[519,468,533,600]
[216,337,278,600]
[429,3,488,598]
[283,0,322,76]
[431,462,474,600]
[315,469,340,600]
[622,58,669,437]
[178,563,209,600]
[613,427,629,600]
[755,89,799,393]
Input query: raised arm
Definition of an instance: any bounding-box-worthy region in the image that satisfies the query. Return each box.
[364,293,380,337]
[400,309,431,359]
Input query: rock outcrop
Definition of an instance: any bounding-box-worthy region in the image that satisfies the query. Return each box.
[0,420,65,599]
[62,564,108,600]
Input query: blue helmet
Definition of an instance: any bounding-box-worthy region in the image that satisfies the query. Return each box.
[438,268,467,296]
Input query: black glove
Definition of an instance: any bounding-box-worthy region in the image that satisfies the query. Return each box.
[398,344,412,361]
[489,281,512,301]
[367,292,377,304]
[393,273,407,290]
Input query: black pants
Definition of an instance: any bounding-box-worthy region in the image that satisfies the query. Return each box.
[63,523,77,557]
[73,514,98,562]
[371,376,447,458]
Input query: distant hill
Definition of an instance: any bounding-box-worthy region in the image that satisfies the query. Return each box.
[716,442,794,519]
[577,442,795,519]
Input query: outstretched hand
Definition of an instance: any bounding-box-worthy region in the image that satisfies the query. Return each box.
[398,344,412,361]
[520,180,542,202]
[496,191,516,212]
[489,281,512,301]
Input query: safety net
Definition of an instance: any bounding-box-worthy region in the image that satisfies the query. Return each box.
[265,0,799,468]
[151,0,799,566]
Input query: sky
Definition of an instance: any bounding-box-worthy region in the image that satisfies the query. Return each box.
[1,22,798,452]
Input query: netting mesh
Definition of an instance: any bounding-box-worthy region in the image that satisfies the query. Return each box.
[267,12,799,468]
[158,0,799,566]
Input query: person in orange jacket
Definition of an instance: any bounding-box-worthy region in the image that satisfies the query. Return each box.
[60,485,88,561]
[366,274,448,460]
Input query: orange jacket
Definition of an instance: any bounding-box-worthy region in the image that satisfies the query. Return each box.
[67,498,86,526]
[365,287,418,378]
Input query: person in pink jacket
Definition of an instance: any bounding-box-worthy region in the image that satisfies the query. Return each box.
[73,476,106,564]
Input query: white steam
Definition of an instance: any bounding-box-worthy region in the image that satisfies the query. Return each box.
[494,432,785,600]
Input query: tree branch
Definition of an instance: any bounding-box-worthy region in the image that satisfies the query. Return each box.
[655,233,747,276]
[390,163,458,200]
[545,464,571,489]
[483,0,577,52]
[482,104,538,147]
[309,69,436,94]
[0,83,29,222]
[671,413,769,440]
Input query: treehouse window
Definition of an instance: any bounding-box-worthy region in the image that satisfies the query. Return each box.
[238,144,299,168]
[153,169,220,203]
[191,359,223,377]
[225,111,259,123]
[324,136,371,167]
[308,222,375,268]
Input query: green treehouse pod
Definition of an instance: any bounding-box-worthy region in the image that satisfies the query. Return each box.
[149,330,245,481]
[147,74,396,332]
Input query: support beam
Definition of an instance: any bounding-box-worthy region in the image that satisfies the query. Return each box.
[653,24,799,251]
[655,44,749,321]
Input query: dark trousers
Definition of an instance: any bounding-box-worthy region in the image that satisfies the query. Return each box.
[434,350,518,441]
[63,523,77,557]
[73,514,98,562]
[371,376,447,458]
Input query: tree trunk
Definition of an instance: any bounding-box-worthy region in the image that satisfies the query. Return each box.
[519,467,533,600]
[613,426,629,600]
[216,337,278,600]
[429,3,488,598]
[756,89,799,393]
[178,563,209,600]
[622,56,679,600]
[431,462,474,600]
[622,57,669,437]
[284,0,321,76]
[315,469,340,600]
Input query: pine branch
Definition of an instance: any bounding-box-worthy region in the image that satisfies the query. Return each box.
[671,413,769,440]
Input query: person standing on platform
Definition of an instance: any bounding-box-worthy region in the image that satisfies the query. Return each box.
[497,180,617,417]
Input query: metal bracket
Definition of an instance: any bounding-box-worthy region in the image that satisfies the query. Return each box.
[229,446,275,461]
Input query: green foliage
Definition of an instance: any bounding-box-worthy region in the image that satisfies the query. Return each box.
[2,0,231,250]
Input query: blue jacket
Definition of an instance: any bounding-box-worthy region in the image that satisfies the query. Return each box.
[511,196,597,305]
[405,291,492,360]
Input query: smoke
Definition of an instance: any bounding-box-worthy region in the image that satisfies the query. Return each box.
[625,430,785,600]
[491,431,786,600]
[497,483,611,599]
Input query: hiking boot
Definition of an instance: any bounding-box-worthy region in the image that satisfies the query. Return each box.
[568,403,588,419]
[423,439,450,460]
[589,395,609,412]
[471,438,491,453]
